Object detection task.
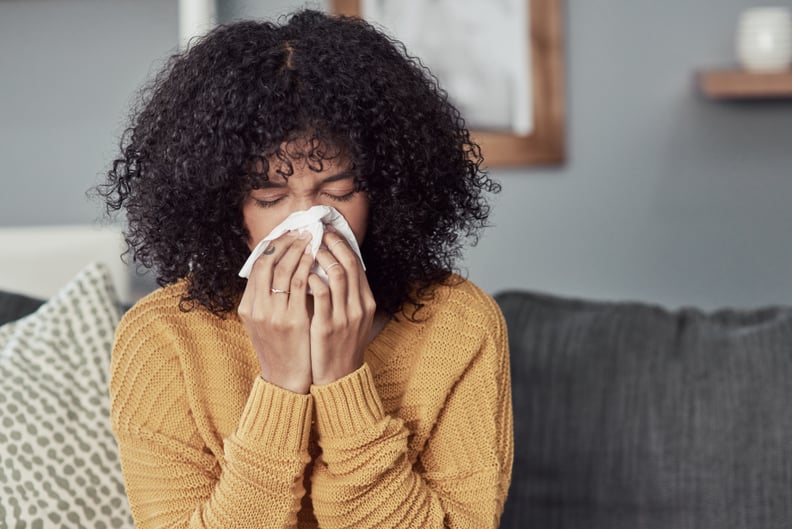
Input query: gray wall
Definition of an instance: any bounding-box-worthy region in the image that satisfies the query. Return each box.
[465,0,792,310]
[0,0,179,227]
[2,0,791,309]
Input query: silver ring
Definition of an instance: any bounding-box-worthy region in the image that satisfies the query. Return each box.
[324,262,341,272]
[270,288,290,294]
[330,239,346,249]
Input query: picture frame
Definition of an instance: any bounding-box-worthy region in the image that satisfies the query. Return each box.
[330,0,566,167]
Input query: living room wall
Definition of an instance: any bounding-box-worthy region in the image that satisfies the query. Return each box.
[463,0,792,310]
[0,0,178,228]
[2,0,791,310]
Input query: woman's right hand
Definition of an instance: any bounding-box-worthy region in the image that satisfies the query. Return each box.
[237,231,314,394]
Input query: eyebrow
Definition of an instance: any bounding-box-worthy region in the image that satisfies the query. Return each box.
[257,169,357,189]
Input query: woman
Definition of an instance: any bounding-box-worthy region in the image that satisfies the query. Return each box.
[100,9,512,529]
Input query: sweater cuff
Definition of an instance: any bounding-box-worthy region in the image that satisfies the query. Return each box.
[310,363,385,438]
[236,376,313,452]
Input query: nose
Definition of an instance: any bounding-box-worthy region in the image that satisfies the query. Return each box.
[290,194,321,214]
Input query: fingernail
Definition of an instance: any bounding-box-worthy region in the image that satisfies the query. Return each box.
[298,230,310,240]
[304,243,312,254]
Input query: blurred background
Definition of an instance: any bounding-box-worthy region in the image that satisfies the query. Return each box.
[1,0,791,309]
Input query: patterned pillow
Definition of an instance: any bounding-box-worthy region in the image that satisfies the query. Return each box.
[0,262,134,529]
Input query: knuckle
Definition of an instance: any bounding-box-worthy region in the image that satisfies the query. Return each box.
[337,251,355,265]
[312,284,330,297]
[253,254,272,270]
[348,309,363,322]
[312,322,332,338]
[364,295,376,312]
[269,311,304,329]
[273,269,289,283]
[251,256,268,271]
[270,314,288,330]
[327,266,346,279]
[251,311,269,325]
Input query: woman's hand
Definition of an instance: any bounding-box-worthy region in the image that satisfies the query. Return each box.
[237,231,314,394]
[308,230,377,386]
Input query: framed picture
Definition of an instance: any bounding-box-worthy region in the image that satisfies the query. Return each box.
[331,0,565,167]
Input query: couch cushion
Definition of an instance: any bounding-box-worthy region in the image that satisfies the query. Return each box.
[496,290,792,529]
[0,262,134,528]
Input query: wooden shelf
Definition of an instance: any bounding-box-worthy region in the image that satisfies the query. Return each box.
[698,69,792,99]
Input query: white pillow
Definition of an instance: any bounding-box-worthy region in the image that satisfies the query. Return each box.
[0,262,134,529]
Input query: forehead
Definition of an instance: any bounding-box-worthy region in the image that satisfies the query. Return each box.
[270,155,350,181]
[252,137,352,182]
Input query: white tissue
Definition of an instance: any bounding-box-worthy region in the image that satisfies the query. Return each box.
[238,206,364,282]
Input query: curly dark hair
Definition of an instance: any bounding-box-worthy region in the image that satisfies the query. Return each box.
[97,9,500,318]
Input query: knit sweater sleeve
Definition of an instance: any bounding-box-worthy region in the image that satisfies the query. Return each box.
[308,293,514,529]
[109,300,313,529]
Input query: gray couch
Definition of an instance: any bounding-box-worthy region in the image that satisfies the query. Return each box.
[496,290,792,529]
[3,286,791,528]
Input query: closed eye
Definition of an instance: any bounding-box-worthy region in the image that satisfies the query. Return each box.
[323,190,356,202]
[253,196,285,208]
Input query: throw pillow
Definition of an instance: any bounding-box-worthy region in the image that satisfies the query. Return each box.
[0,262,134,529]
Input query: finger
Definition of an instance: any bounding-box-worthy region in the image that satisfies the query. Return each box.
[325,232,348,256]
[287,242,314,310]
[272,232,312,292]
[249,231,298,284]
[322,231,361,265]
[314,246,347,312]
[322,231,362,304]
[248,231,299,313]
[238,268,255,318]
[308,273,332,324]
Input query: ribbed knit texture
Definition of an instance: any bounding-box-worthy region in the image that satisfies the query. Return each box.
[109,275,513,529]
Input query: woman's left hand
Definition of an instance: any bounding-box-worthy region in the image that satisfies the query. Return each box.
[308,230,377,386]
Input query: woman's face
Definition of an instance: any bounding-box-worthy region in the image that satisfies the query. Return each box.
[242,150,369,250]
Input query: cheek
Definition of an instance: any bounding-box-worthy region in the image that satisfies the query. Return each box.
[242,202,281,251]
[342,198,369,245]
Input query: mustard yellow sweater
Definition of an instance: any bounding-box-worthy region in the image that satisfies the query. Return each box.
[109,276,513,529]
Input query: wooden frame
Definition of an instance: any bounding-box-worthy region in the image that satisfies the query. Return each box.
[331,0,565,167]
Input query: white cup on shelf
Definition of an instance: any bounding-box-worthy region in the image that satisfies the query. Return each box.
[736,7,792,72]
